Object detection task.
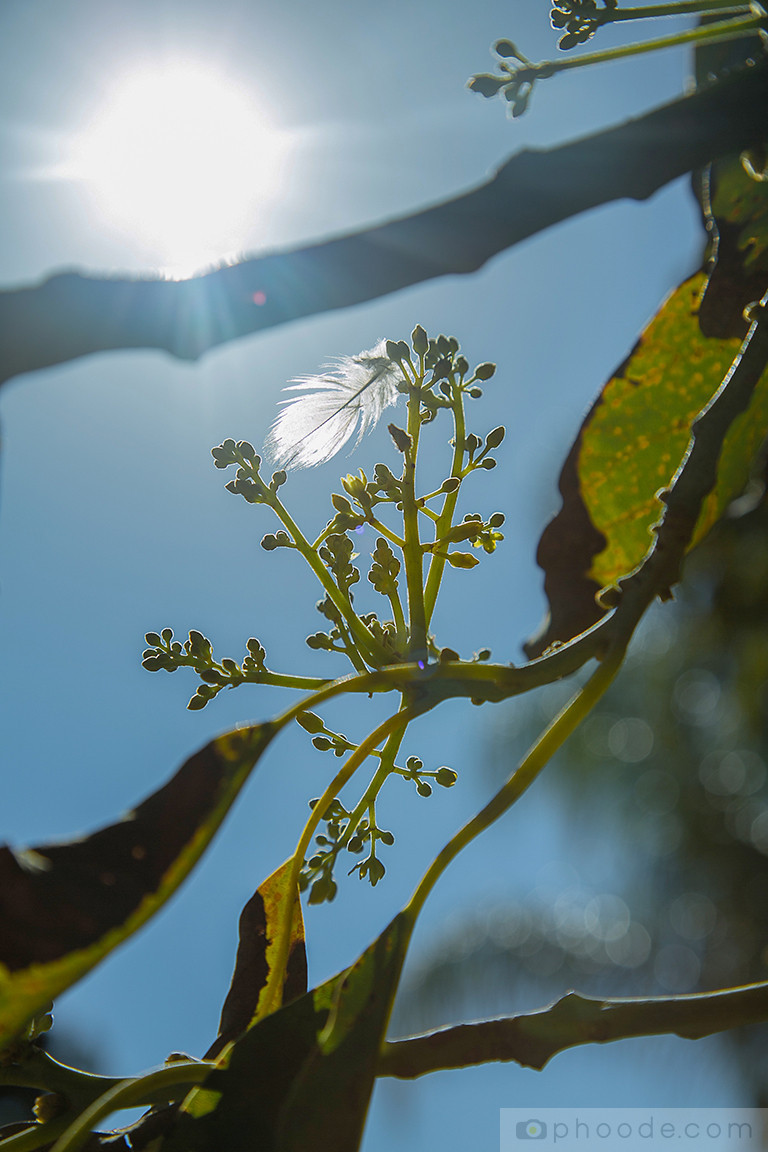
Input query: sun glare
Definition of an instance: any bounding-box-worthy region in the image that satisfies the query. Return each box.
[68,62,288,273]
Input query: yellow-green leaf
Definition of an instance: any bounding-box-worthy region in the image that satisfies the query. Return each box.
[203,859,306,1063]
[527,272,768,656]
[164,913,411,1152]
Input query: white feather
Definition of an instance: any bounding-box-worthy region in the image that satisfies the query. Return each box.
[266,340,405,468]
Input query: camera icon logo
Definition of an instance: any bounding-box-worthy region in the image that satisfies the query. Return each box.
[516,1119,547,1140]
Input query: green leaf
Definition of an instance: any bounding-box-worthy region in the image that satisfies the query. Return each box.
[165,913,411,1152]
[204,859,306,1062]
[527,271,768,656]
[0,724,275,1054]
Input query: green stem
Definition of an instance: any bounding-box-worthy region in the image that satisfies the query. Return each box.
[337,713,408,849]
[401,387,428,661]
[246,611,614,715]
[531,11,766,76]
[335,617,369,674]
[423,383,466,623]
[48,1062,213,1152]
[257,700,430,1021]
[272,675,381,730]
[366,517,405,549]
[0,1121,70,1152]
[405,646,625,924]
[265,491,389,668]
[0,1051,115,1099]
[417,486,451,505]
[388,584,407,648]
[245,670,331,690]
[599,0,751,21]
[0,1061,212,1152]
[268,668,409,731]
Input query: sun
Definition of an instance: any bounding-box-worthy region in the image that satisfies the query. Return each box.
[67,61,289,274]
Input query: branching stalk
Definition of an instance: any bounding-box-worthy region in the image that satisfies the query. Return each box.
[405,645,625,924]
[365,517,405,549]
[263,487,390,668]
[257,700,431,1021]
[47,1062,213,1152]
[401,386,428,660]
[424,380,466,623]
[0,1061,212,1152]
[391,591,408,648]
[604,0,752,19]
[336,714,408,850]
[334,617,370,674]
[529,10,766,79]
[242,670,331,690]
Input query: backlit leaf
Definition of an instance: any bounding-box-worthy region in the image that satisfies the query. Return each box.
[165,913,410,1152]
[204,859,306,1061]
[0,723,275,1053]
[527,272,768,656]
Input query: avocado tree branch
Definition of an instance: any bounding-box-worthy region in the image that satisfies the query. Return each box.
[379,980,768,1078]
[0,60,766,387]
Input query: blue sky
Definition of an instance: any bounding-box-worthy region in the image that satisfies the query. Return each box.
[0,1,747,1148]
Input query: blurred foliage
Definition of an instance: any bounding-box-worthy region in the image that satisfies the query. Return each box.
[398,486,768,1093]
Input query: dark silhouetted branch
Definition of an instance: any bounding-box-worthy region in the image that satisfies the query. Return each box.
[1,61,767,386]
[380,980,768,1078]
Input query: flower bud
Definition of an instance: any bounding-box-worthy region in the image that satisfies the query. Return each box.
[468,73,507,98]
[411,325,428,355]
[388,424,412,453]
[297,711,325,733]
[435,767,458,787]
[495,39,520,57]
[474,362,496,380]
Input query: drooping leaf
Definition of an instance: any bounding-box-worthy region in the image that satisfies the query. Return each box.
[527,112,768,660]
[164,913,411,1152]
[527,271,768,656]
[0,723,275,1053]
[204,859,306,1061]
